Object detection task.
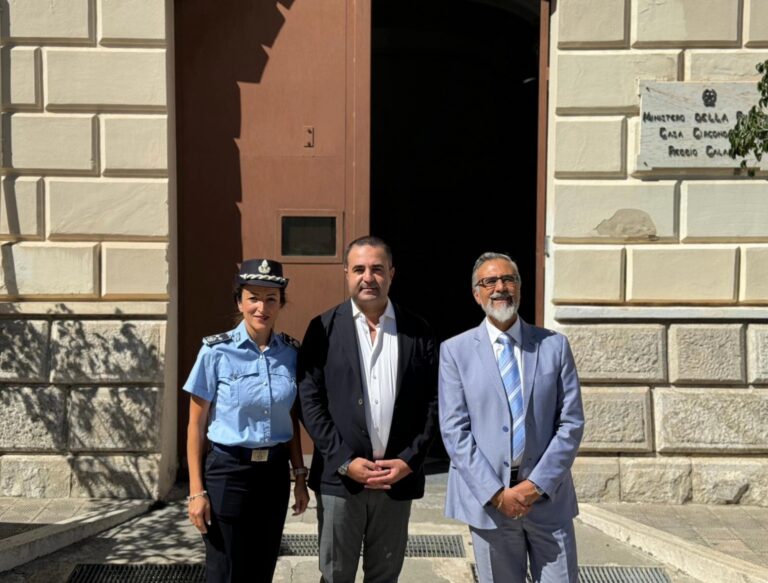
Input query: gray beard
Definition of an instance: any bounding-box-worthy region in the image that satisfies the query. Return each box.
[483,298,518,324]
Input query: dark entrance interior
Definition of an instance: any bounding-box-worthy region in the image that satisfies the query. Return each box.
[371,0,540,341]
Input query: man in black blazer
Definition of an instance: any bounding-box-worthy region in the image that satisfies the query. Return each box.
[299,236,438,583]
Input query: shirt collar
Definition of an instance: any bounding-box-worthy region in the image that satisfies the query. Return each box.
[485,316,522,347]
[350,298,395,322]
[233,320,278,350]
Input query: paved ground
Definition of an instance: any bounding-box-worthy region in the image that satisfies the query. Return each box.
[0,473,764,582]
[600,502,768,567]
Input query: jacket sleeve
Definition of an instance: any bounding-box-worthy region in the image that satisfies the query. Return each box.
[396,331,439,473]
[527,334,585,496]
[439,341,506,506]
[297,315,355,472]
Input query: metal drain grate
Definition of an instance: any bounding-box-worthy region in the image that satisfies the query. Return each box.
[580,566,672,583]
[279,533,318,556]
[280,533,465,557]
[67,564,205,583]
[471,564,671,583]
[406,534,466,558]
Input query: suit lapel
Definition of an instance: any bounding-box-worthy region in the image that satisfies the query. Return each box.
[394,304,412,397]
[520,319,540,415]
[473,322,509,404]
[337,301,364,392]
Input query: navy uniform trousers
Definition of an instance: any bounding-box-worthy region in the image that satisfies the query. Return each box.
[203,444,289,583]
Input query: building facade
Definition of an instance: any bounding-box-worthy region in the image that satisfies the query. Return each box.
[0,0,766,504]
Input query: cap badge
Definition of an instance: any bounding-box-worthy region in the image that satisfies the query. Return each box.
[258,260,271,275]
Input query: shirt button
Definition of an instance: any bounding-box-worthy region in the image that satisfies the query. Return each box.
[502,426,509,432]
[263,409,268,415]
[503,461,510,467]
[358,398,363,406]
[375,399,379,405]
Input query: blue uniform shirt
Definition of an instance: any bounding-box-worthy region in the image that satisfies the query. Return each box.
[183,321,298,448]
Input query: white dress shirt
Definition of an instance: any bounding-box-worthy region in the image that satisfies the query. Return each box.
[351,299,399,459]
[485,316,525,466]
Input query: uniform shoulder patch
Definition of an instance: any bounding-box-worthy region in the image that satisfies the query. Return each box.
[280,332,301,350]
[203,332,232,346]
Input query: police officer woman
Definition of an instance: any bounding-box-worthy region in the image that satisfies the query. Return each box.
[184,259,309,582]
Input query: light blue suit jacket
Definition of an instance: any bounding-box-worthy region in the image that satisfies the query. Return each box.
[439,318,584,530]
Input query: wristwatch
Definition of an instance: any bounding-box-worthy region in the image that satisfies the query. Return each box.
[531,481,545,496]
[337,459,352,476]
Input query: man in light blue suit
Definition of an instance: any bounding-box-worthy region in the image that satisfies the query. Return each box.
[439,252,584,583]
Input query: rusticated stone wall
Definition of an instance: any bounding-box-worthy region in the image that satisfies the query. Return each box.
[550,0,768,505]
[0,0,175,499]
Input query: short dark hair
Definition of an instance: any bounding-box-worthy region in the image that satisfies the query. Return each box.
[343,236,394,267]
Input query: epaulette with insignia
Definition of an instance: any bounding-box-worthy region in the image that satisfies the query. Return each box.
[203,332,232,346]
[280,332,301,350]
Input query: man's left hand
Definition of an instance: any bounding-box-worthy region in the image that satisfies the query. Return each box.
[509,479,542,507]
[365,458,413,488]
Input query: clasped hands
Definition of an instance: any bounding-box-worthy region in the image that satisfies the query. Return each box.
[490,479,541,519]
[346,457,412,489]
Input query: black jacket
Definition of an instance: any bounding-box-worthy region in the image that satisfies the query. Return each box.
[298,300,438,500]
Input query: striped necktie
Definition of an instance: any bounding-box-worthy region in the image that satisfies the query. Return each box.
[498,333,525,462]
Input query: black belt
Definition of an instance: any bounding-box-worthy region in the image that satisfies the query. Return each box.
[211,442,285,463]
[509,466,521,486]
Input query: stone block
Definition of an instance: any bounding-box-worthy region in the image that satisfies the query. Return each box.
[682,182,768,241]
[1,177,42,240]
[101,115,168,173]
[0,320,49,382]
[556,52,680,113]
[100,0,166,44]
[627,246,738,303]
[553,181,677,242]
[1,0,91,42]
[554,117,626,177]
[0,242,98,297]
[71,454,159,498]
[0,455,71,497]
[692,458,768,506]
[557,0,627,48]
[686,50,768,81]
[46,49,166,109]
[0,386,65,450]
[47,179,168,239]
[1,47,41,108]
[620,458,692,504]
[572,457,620,502]
[632,0,740,47]
[559,325,666,382]
[669,324,745,383]
[102,243,168,297]
[552,247,624,303]
[741,247,768,304]
[50,320,165,383]
[746,0,768,46]
[580,387,652,452]
[68,387,160,451]
[4,114,96,172]
[748,325,768,383]
[655,388,768,453]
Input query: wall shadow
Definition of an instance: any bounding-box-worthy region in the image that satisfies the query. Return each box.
[1,304,164,498]
[174,0,295,460]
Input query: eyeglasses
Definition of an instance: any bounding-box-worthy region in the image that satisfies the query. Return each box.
[475,275,521,289]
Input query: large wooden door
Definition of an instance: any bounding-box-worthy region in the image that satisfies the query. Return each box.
[175,0,370,460]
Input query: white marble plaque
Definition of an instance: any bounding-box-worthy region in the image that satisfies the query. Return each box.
[637,82,765,171]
